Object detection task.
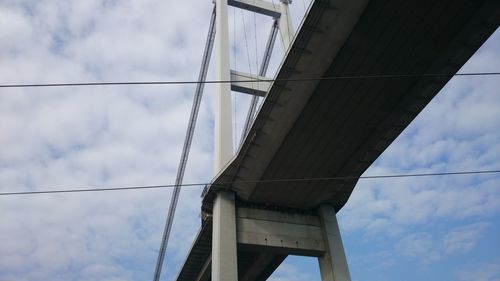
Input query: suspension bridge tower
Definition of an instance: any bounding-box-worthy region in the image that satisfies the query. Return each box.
[212,0,351,280]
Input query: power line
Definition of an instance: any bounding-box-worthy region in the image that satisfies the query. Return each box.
[1,169,499,197]
[1,72,499,89]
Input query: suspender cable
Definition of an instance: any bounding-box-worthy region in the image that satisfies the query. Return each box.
[240,19,279,144]
[152,6,216,281]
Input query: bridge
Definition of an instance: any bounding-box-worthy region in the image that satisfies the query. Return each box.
[171,0,500,280]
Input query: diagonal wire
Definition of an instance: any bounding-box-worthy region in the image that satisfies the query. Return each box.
[240,19,279,144]
[152,6,216,281]
[253,1,259,75]
[241,9,255,92]
[239,9,256,147]
[233,6,238,148]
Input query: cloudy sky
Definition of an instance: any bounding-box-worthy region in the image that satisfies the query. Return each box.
[0,1,499,281]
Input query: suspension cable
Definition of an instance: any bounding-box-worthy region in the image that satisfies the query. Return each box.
[152,6,216,281]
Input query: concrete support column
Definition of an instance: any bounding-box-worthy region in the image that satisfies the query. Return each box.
[212,191,238,281]
[317,205,351,281]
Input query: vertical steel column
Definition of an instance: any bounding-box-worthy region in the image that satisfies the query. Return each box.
[213,1,238,281]
[317,205,352,281]
[214,0,234,174]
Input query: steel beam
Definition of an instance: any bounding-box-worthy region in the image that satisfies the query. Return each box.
[228,0,281,18]
[230,70,271,97]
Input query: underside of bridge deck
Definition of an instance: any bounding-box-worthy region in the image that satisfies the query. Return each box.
[176,0,500,280]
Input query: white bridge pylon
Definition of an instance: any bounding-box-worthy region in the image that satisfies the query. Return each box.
[214,0,294,174]
[214,2,294,280]
[211,1,352,281]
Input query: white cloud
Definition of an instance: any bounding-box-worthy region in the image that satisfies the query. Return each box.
[0,5,33,52]
[0,0,303,280]
[340,159,500,236]
[393,223,489,264]
[443,223,488,254]
[268,262,317,281]
[456,259,500,281]
[395,233,441,263]
[0,0,498,280]
[0,0,221,279]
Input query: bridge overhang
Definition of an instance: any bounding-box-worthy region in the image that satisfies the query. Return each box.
[203,0,499,212]
[177,0,500,279]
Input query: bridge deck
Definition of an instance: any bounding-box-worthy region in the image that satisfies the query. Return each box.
[177,0,500,280]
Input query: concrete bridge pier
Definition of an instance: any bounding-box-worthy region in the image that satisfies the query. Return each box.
[212,191,239,281]
[317,205,351,281]
[211,200,351,281]
[211,0,352,278]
